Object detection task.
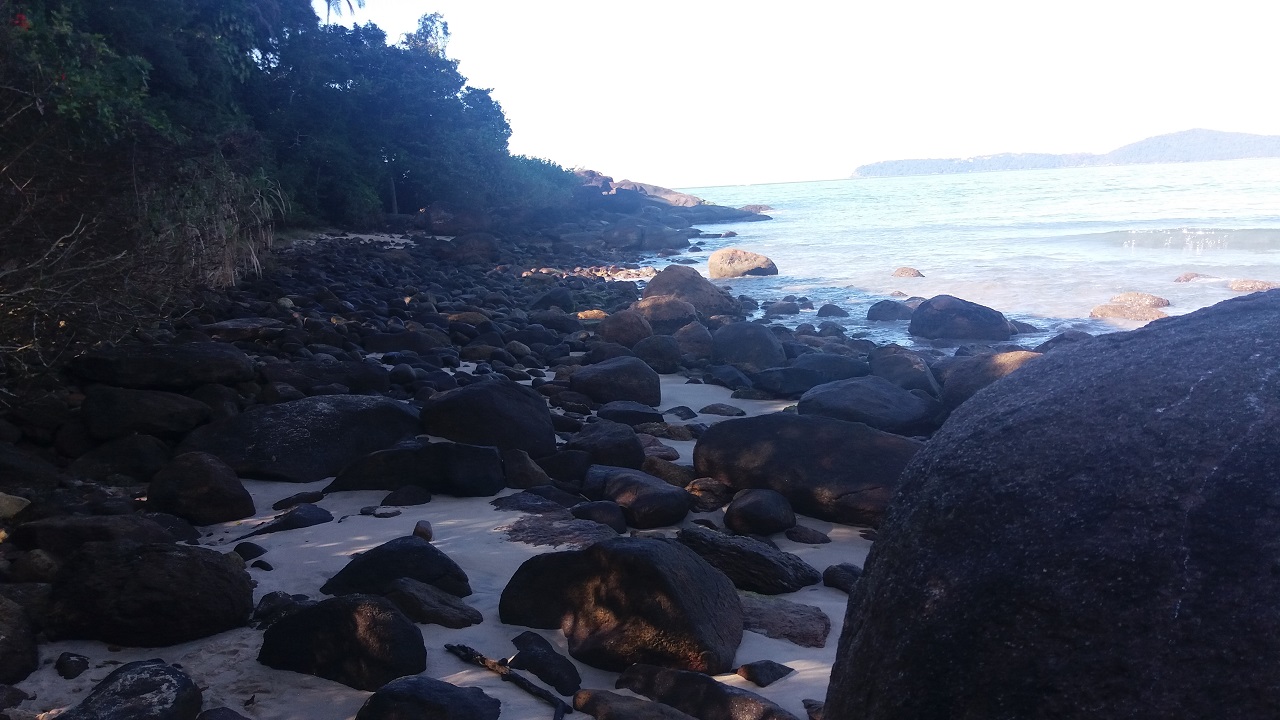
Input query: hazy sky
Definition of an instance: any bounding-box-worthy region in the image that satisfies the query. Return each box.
[314,1,1280,188]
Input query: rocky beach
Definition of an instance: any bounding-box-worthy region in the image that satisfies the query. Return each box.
[2,177,1280,720]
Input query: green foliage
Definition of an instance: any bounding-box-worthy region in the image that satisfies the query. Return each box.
[0,2,578,366]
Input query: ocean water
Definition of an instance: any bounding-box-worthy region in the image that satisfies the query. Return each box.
[672,158,1280,350]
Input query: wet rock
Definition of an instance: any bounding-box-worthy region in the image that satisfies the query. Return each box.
[866,299,915,321]
[908,294,1013,341]
[815,304,849,318]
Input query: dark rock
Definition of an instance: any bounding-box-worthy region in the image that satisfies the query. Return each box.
[698,403,746,417]
[536,450,594,487]
[261,359,391,395]
[327,441,504,497]
[596,310,653,349]
[642,265,740,317]
[500,537,742,673]
[355,675,500,720]
[740,592,831,648]
[420,378,556,458]
[707,248,779,278]
[598,400,665,426]
[237,503,332,539]
[939,350,1041,412]
[675,526,819,594]
[797,376,939,435]
[509,630,582,696]
[197,709,252,720]
[673,321,714,359]
[321,535,471,597]
[570,500,627,533]
[663,405,699,421]
[571,356,662,406]
[702,365,753,391]
[502,448,554,489]
[693,413,922,527]
[413,520,433,541]
[71,342,254,390]
[764,300,800,316]
[81,385,211,440]
[583,465,691,529]
[826,290,1280,719]
[822,563,862,594]
[724,489,796,536]
[640,457,697,487]
[737,660,796,687]
[47,541,252,646]
[632,335,683,374]
[866,300,915,321]
[869,346,941,397]
[383,577,482,628]
[233,542,266,561]
[55,651,90,679]
[531,287,577,312]
[179,395,419,483]
[57,659,201,720]
[148,452,255,526]
[633,296,699,335]
[574,689,700,720]
[272,490,325,510]
[69,434,172,484]
[784,525,830,544]
[566,420,645,469]
[1033,329,1093,353]
[364,331,448,355]
[382,485,433,506]
[526,484,587,508]
[0,596,37,683]
[258,594,426,691]
[908,294,1013,340]
[711,323,786,374]
[815,304,849,318]
[0,442,68,488]
[686,478,735,512]
[617,664,800,720]
[751,367,825,398]
[0,684,30,711]
[12,515,175,558]
[789,353,869,382]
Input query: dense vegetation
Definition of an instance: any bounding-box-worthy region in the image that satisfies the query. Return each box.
[1,0,576,367]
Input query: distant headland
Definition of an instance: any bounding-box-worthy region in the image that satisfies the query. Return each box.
[852,129,1280,177]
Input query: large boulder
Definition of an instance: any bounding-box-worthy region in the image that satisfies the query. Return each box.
[789,352,870,383]
[693,413,922,527]
[939,350,1041,412]
[321,536,472,597]
[596,310,653,348]
[81,385,211,440]
[711,323,786,374]
[420,379,557,458]
[633,295,699,335]
[707,248,779,279]
[641,265,740,317]
[582,465,692,528]
[258,594,426,691]
[355,676,500,720]
[147,452,255,525]
[326,441,505,497]
[907,294,1013,340]
[57,660,202,720]
[178,395,419,482]
[47,541,253,646]
[71,342,254,390]
[797,376,940,435]
[570,356,661,406]
[826,290,1280,719]
[499,537,742,673]
[565,420,645,469]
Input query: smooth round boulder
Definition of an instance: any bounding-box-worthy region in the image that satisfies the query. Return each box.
[632,335,682,374]
[673,321,714,359]
[867,299,915,321]
[570,356,661,406]
[57,660,201,720]
[633,295,700,335]
[47,541,253,646]
[723,489,796,536]
[707,248,778,279]
[826,290,1280,719]
[710,322,786,374]
[178,395,420,482]
[907,295,1013,340]
[321,535,471,597]
[148,452,255,526]
[641,265,741,317]
[798,376,939,435]
[420,378,556,458]
[596,310,653,349]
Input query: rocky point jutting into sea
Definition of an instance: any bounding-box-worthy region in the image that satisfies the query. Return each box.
[2,172,1279,719]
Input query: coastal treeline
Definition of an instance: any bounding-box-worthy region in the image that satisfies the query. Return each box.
[1,0,575,366]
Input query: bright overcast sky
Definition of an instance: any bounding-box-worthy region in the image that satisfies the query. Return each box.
[314,0,1280,188]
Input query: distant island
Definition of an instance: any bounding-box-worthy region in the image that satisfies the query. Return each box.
[852,129,1280,177]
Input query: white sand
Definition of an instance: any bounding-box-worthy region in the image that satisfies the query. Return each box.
[12,378,870,720]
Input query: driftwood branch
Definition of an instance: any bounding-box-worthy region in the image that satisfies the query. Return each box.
[444,643,571,720]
